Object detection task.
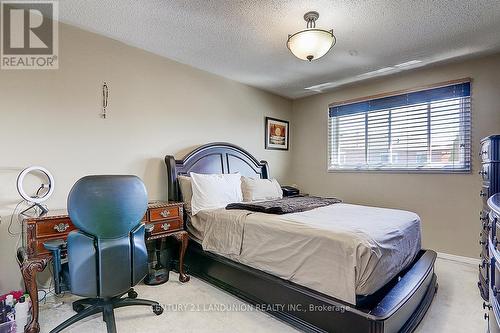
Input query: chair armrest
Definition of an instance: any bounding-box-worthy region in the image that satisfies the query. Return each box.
[43,239,68,294]
[44,239,67,251]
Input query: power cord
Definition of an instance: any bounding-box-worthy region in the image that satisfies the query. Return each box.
[7,200,25,236]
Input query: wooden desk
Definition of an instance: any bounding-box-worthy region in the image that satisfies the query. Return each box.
[17,201,189,333]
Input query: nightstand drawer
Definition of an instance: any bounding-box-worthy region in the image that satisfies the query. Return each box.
[150,206,180,221]
[148,219,182,236]
[35,218,76,238]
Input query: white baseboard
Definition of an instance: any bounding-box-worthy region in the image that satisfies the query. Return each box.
[437,252,480,266]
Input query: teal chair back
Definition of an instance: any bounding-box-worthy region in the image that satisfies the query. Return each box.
[66,175,148,298]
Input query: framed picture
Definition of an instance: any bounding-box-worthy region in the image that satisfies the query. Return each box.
[265,117,289,150]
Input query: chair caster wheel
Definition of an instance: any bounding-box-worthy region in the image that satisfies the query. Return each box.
[128,290,138,299]
[73,303,85,313]
[153,305,163,315]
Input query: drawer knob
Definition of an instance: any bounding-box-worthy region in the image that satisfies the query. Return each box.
[145,224,154,233]
[484,302,493,310]
[479,170,488,176]
[53,223,69,233]
[160,209,171,218]
[160,223,171,231]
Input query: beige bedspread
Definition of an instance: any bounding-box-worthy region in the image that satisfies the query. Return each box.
[187,203,421,304]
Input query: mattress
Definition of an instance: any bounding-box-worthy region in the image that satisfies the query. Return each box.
[187,203,421,305]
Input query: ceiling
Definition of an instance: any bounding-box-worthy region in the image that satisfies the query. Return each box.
[58,0,500,99]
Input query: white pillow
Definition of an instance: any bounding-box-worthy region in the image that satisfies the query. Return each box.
[241,177,282,202]
[190,172,243,215]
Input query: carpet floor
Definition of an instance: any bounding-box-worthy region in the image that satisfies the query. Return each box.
[39,257,485,332]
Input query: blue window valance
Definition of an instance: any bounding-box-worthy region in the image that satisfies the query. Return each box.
[329,82,470,118]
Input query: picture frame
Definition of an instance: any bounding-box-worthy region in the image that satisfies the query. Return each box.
[265,117,289,150]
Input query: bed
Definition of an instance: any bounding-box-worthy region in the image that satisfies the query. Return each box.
[164,142,438,333]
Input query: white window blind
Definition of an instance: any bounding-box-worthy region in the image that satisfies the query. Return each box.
[328,81,471,172]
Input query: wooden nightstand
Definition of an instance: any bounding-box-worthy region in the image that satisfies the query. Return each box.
[18,201,189,333]
[144,201,190,284]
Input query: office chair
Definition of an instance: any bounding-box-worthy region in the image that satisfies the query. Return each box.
[44,175,163,333]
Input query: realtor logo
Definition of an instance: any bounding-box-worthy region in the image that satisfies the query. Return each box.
[1,0,58,69]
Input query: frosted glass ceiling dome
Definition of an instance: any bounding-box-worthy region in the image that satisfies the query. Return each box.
[287,11,336,62]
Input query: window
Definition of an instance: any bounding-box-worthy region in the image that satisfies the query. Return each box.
[328,81,471,172]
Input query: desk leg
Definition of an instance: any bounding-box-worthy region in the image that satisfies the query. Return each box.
[19,258,50,333]
[174,232,190,283]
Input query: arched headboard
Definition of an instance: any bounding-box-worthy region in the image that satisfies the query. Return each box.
[165,142,269,201]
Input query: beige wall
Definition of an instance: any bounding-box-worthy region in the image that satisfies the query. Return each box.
[0,23,292,293]
[290,53,500,259]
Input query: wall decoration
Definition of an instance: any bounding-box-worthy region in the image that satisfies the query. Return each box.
[265,117,289,150]
[101,81,109,118]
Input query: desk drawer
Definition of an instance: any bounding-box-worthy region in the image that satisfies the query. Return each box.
[34,239,51,257]
[29,236,68,257]
[150,206,180,222]
[148,219,182,237]
[35,218,76,238]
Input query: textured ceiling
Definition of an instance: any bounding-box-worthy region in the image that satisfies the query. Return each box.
[58,0,500,99]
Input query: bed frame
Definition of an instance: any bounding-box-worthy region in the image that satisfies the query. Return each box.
[164,142,438,333]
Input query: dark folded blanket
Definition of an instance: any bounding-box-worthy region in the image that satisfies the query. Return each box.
[226,196,341,215]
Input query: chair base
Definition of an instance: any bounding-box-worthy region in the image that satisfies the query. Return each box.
[49,288,163,333]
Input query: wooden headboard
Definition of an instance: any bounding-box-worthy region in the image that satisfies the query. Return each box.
[165,142,269,201]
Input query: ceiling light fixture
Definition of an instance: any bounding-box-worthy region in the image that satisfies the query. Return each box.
[287,11,336,62]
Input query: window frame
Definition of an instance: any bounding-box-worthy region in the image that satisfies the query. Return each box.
[326,78,472,174]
